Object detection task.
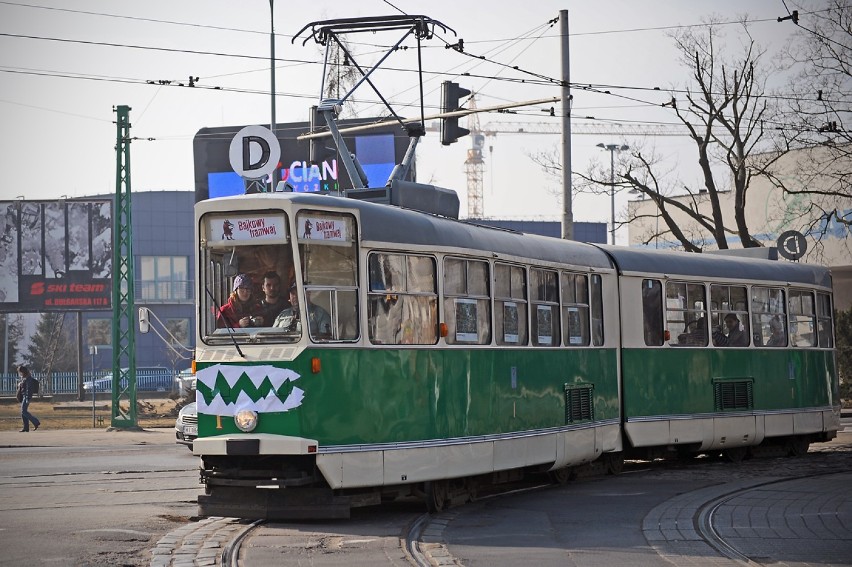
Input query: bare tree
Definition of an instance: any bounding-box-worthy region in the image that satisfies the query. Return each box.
[530,14,849,253]
[589,22,778,251]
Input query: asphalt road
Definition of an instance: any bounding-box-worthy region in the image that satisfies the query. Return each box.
[2,421,850,567]
[0,428,199,567]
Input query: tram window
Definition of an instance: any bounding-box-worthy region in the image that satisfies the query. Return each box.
[561,272,590,346]
[751,286,786,347]
[709,285,749,347]
[199,211,297,342]
[444,258,491,345]
[590,274,604,346]
[531,268,560,347]
[642,279,664,346]
[788,289,816,347]
[495,263,528,346]
[296,211,359,343]
[367,252,438,345]
[666,282,707,347]
[817,293,834,348]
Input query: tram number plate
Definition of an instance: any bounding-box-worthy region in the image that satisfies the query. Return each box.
[184,425,197,436]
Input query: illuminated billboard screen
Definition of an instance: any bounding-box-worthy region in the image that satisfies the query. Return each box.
[193,120,410,202]
[0,200,112,312]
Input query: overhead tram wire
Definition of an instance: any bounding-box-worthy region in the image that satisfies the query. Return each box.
[0,64,828,138]
[1,22,835,125]
[1,31,834,105]
[2,0,837,40]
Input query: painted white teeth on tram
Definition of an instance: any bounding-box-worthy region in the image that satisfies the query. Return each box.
[196,364,305,415]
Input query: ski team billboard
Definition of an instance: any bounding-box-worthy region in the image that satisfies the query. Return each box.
[0,199,112,312]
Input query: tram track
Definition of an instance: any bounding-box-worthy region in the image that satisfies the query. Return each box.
[206,440,852,566]
[221,519,264,567]
[695,469,848,566]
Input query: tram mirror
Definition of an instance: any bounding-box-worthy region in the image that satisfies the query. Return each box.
[138,307,150,334]
[223,248,239,277]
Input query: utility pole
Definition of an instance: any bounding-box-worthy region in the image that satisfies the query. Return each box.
[112,105,137,429]
[269,0,278,190]
[560,10,573,241]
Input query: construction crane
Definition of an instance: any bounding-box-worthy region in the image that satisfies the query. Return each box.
[464,96,486,219]
[480,120,688,138]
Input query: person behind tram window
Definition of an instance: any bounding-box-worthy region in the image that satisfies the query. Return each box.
[258,271,291,326]
[714,313,748,347]
[273,283,331,337]
[217,273,262,328]
[766,315,786,347]
[678,315,707,346]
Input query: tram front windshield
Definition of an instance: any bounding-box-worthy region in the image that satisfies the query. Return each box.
[199,209,359,345]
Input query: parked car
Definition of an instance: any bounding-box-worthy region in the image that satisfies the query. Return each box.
[83,367,173,392]
[81,373,113,392]
[175,402,197,450]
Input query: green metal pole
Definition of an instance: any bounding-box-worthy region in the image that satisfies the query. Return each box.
[111,105,137,429]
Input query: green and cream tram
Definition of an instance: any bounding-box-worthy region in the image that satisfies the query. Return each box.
[192,191,838,519]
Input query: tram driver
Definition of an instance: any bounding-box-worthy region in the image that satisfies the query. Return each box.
[273,283,332,337]
[258,271,291,326]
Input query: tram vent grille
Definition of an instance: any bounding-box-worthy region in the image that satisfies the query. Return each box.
[564,385,594,424]
[713,379,753,411]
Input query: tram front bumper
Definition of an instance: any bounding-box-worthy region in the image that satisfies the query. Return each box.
[193,434,318,456]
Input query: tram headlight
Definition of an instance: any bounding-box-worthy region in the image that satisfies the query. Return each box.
[234,408,258,432]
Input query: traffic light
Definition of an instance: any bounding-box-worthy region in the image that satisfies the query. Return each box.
[440,81,471,146]
[309,105,338,164]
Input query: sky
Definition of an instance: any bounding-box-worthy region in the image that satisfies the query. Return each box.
[0,0,811,244]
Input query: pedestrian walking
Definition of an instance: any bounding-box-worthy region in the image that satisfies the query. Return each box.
[16,365,41,432]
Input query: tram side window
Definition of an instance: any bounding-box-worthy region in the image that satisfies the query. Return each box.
[561,272,590,346]
[751,286,786,347]
[444,258,491,345]
[667,282,707,347]
[710,284,749,347]
[788,289,816,347]
[531,268,560,347]
[367,252,438,345]
[817,293,834,348]
[590,274,604,346]
[297,211,359,342]
[495,263,528,346]
[642,279,664,346]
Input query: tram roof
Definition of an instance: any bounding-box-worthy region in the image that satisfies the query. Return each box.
[201,194,830,288]
[263,193,614,269]
[599,245,832,288]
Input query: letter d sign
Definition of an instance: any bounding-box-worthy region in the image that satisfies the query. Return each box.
[229,125,281,180]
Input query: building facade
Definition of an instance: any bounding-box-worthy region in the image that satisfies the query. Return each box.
[83,190,196,374]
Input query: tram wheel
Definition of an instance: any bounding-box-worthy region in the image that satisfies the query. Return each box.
[723,447,748,463]
[548,467,575,485]
[605,453,625,475]
[425,480,449,513]
[788,437,810,457]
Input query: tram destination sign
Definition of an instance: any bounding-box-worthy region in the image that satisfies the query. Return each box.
[0,199,112,313]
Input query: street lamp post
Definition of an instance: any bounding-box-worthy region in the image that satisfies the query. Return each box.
[269,0,278,190]
[596,143,629,245]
